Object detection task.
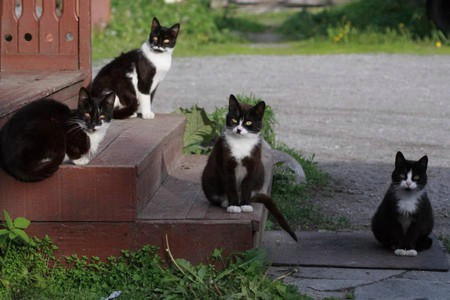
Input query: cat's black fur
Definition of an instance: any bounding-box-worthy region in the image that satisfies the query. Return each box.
[372,151,434,255]
[0,88,115,182]
[202,95,298,241]
[90,17,180,119]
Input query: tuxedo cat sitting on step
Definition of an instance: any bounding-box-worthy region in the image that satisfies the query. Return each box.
[0,88,115,182]
[91,17,180,119]
[372,151,434,256]
[202,95,298,241]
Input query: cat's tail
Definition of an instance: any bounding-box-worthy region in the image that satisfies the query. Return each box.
[112,92,139,119]
[251,193,298,242]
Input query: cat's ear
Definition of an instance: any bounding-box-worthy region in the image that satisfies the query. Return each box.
[229,94,240,112]
[103,92,116,113]
[253,101,266,119]
[170,23,180,38]
[152,17,160,32]
[395,151,405,168]
[78,87,90,111]
[418,155,428,170]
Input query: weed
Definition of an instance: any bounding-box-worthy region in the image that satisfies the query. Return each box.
[0,236,310,299]
[439,235,450,254]
[270,146,351,231]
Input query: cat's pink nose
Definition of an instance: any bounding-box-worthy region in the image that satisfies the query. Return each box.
[406,180,412,186]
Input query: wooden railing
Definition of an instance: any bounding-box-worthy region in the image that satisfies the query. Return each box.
[0,0,91,82]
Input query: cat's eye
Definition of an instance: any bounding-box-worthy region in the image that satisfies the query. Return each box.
[84,113,90,118]
[163,39,170,44]
[232,119,238,124]
[153,37,158,41]
[245,121,252,126]
[413,175,420,180]
[99,115,105,120]
[399,174,406,179]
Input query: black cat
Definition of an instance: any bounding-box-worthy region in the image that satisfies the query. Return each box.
[0,88,115,182]
[202,95,298,241]
[372,151,434,256]
[90,17,180,120]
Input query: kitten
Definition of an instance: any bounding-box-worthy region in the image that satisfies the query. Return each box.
[371,151,434,256]
[0,88,115,182]
[202,95,298,241]
[90,17,180,120]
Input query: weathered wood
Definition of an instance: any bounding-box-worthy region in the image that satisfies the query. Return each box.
[27,220,256,264]
[0,0,92,82]
[0,71,84,123]
[0,115,186,222]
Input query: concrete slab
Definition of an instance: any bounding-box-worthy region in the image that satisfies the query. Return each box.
[354,278,450,300]
[261,231,449,271]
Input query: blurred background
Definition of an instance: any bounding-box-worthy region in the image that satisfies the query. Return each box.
[92,0,450,60]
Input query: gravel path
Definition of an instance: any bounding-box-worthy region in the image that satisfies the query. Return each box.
[95,54,450,236]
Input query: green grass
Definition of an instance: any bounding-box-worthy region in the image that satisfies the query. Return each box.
[439,235,450,254]
[0,237,310,299]
[270,144,350,231]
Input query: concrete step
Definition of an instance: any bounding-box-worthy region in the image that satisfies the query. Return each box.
[1,114,186,222]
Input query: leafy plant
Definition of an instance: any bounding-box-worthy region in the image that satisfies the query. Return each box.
[177,94,277,154]
[176,105,217,154]
[0,236,310,299]
[0,210,32,257]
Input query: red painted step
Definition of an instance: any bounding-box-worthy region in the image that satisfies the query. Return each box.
[25,155,268,263]
[0,115,186,222]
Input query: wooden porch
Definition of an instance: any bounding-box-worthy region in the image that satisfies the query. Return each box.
[0,0,267,263]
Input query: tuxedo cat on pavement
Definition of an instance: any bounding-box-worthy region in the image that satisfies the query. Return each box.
[372,151,434,256]
[202,95,298,241]
[91,17,180,119]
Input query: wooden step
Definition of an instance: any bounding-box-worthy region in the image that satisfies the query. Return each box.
[25,155,268,264]
[0,71,85,127]
[0,114,186,222]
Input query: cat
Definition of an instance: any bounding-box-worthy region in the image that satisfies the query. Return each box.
[202,95,298,241]
[0,88,115,182]
[90,17,180,120]
[371,151,434,256]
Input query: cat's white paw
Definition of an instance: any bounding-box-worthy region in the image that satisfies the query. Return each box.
[240,205,254,213]
[394,249,407,256]
[226,206,241,214]
[130,113,138,118]
[141,111,155,119]
[221,200,229,208]
[405,249,418,256]
[72,156,90,165]
[394,249,417,257]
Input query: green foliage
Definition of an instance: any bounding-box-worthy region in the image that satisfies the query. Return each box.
[0,237,309,299]
[176,105,217,154]
[270,145,350,231]
[0,210,33,257]
[280,0,442,43]
[439,235,450,254]
[176,94,277,154]
[93,0,238,60]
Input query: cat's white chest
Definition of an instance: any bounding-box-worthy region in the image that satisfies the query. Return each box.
[141,42,172,93]
[396,190,424,215]
[224,133,260,161]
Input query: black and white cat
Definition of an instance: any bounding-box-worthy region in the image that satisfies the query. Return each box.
[0,88,115,182]
[202,95,298,241]
[372,151,434,256]
[90,17,180,120]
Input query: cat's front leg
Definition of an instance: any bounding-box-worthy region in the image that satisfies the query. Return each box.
[224,169,241,214]
[137,92,155,119]
[72,155,90,165]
